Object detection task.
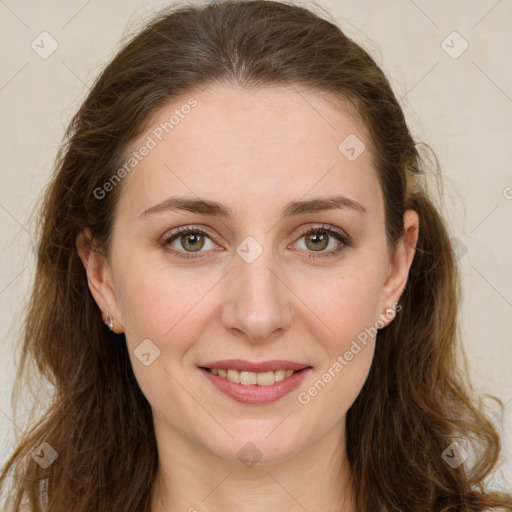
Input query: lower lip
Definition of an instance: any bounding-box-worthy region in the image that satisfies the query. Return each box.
[200,367,312,404]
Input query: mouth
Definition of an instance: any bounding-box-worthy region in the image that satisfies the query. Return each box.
[198,360,312,404]
[201,367,303,386]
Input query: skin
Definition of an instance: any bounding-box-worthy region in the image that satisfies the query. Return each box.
[77,84,419,512]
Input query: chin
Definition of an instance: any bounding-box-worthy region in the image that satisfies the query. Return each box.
[200,420,311,467]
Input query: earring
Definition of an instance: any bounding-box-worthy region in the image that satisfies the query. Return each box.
[385,306,396,319]
[105,315,114,331]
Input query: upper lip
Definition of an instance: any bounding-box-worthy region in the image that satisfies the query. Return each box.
[200,359,311,372]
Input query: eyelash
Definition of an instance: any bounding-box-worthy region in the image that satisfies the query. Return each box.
[161,224,351,261]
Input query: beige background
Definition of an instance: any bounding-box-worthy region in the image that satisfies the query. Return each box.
[0,0,510,491]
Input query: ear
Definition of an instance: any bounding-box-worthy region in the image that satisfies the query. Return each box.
[76,228,124,334]
[377,209,419,327]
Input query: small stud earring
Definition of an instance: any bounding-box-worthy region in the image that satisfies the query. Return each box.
[105,315,114,331]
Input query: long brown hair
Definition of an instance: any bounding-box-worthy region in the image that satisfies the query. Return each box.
[1,1,511,511]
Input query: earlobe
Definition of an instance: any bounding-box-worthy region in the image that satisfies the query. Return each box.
[76,229,124,334]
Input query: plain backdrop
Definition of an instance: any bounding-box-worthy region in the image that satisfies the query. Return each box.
[0,0,511,492]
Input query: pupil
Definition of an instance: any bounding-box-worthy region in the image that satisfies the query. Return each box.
[307,232,327,251]
[182,233,204,251]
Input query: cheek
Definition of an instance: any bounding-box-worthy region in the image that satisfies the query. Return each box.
[295,267,382,406]
[116,266,209,406]
[297,341,375,435]
[113,249,211,338]
[302,260,385,341]
[296,277,379,419]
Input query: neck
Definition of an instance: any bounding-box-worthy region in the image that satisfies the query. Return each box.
[150,419,356,512]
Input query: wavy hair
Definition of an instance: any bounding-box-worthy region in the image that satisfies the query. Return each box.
[1,1,511,511]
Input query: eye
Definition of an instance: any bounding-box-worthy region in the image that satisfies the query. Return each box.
[292,224,351,259]
[161,224,351,261]
[161,226,219,260]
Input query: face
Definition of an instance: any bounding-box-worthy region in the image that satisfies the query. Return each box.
[80,84,417,465]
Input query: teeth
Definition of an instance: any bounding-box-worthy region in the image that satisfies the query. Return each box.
[227,369,240,384]
[274,370,285,382]
[256,371,274,386]
[210,368,298,385]
[240,371,257,385]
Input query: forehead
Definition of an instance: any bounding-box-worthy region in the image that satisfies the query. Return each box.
[117,84,382,220]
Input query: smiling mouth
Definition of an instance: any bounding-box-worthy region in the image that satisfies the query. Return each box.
[201,367,308,386]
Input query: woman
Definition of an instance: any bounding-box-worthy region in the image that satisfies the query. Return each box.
[1,1,510,511]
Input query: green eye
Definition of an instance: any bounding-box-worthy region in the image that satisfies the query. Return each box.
[294,225,350,259]
[162,227,216,259]
[162,224,351,261]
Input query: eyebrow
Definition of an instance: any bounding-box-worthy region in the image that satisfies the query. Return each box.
[139,194,367,220]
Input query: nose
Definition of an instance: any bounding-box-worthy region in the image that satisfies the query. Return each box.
[220,249,292,343]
